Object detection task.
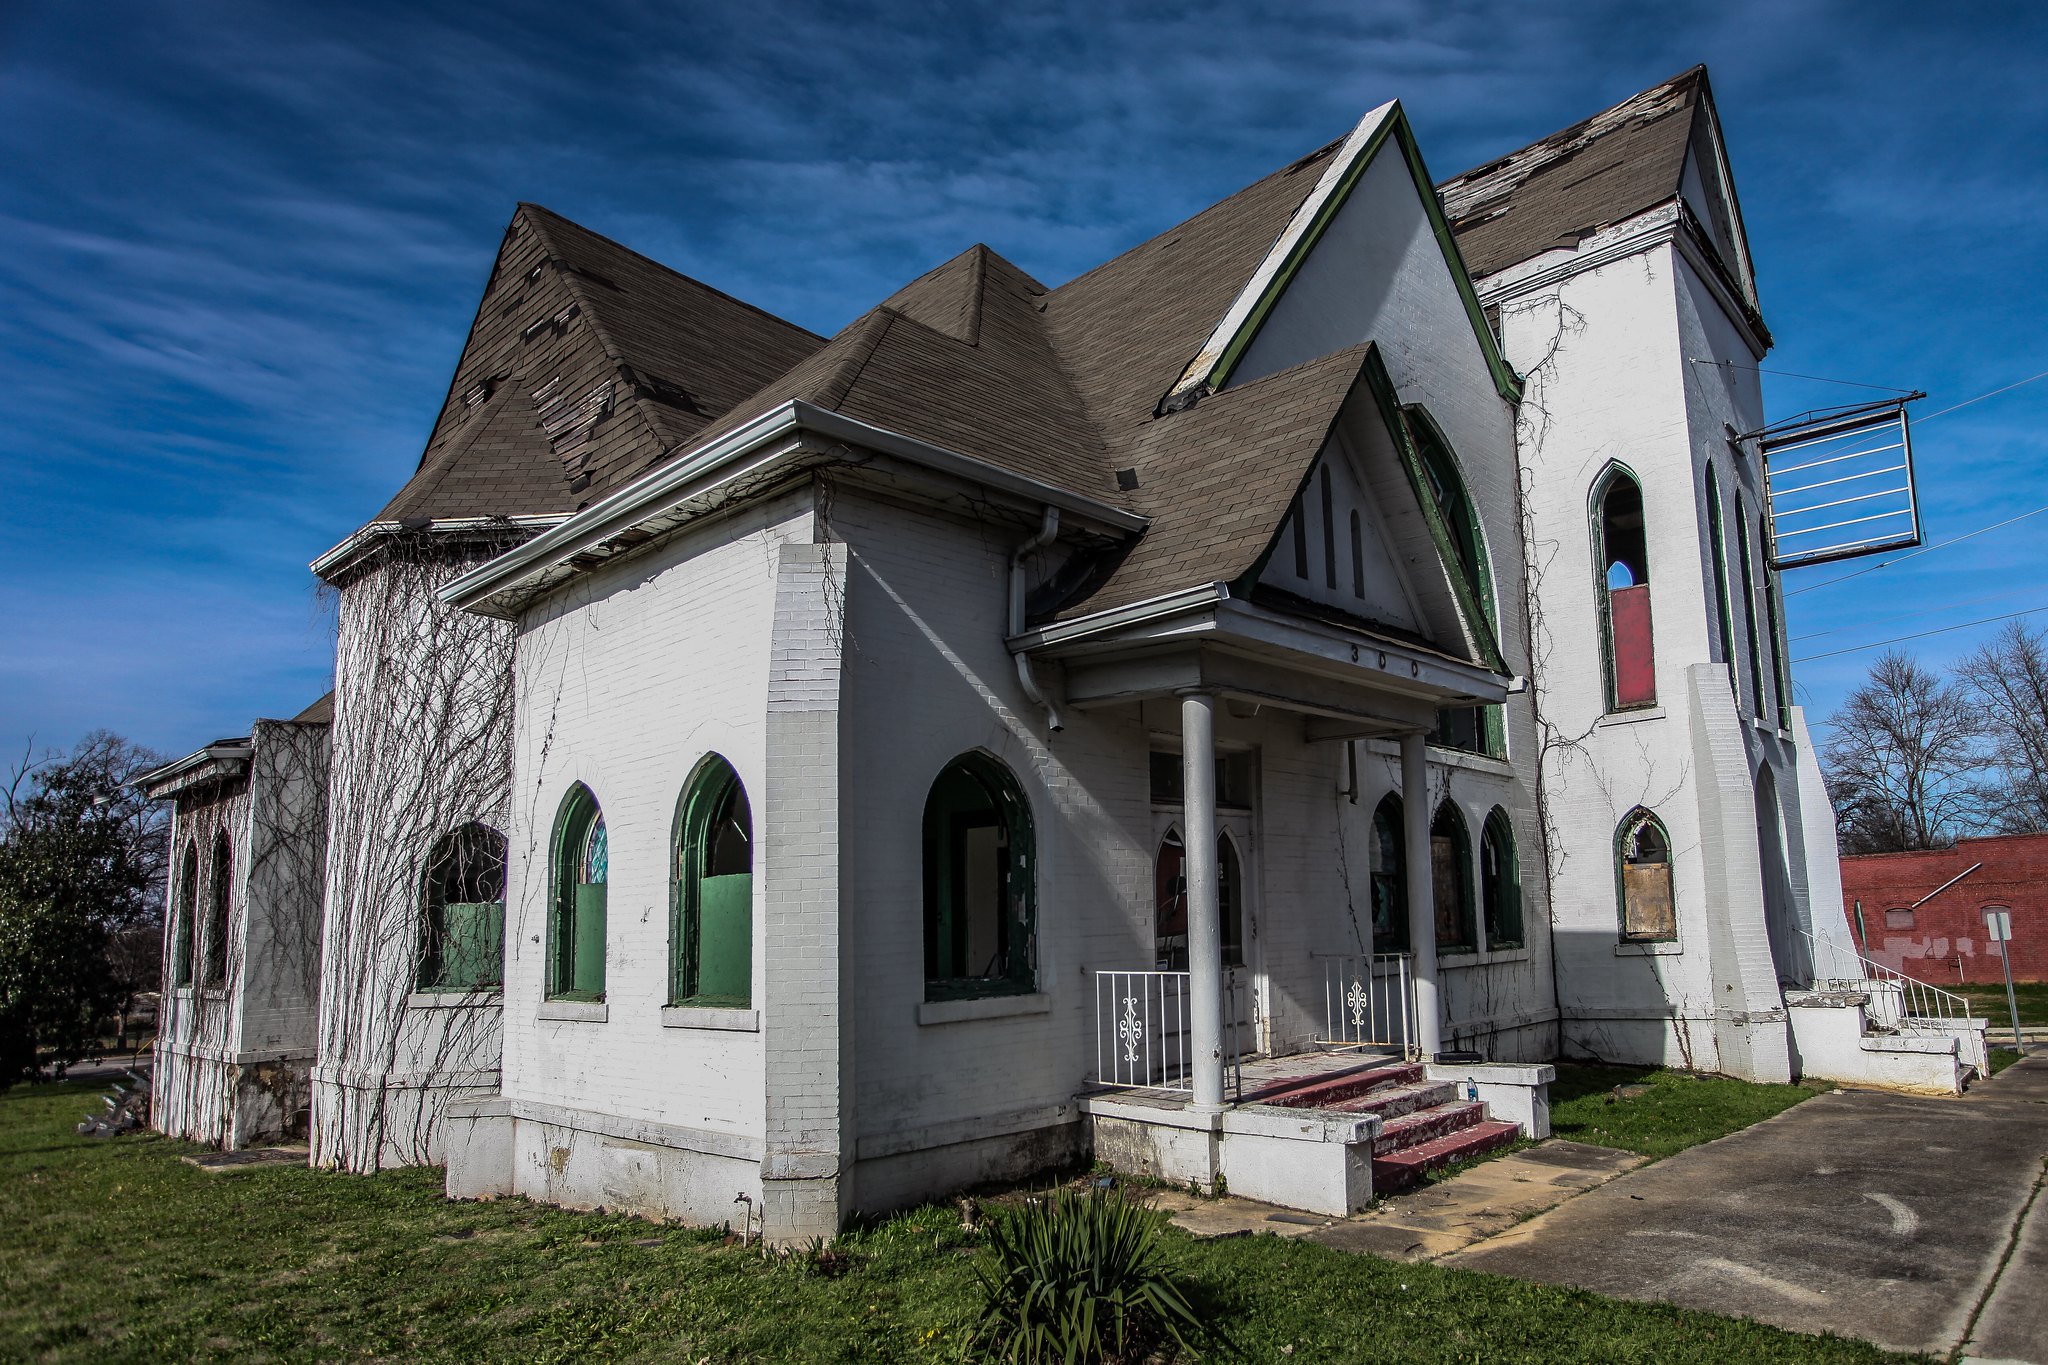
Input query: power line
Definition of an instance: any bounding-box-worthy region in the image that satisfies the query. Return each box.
[1793,604,2048,663]
[1919,366,2048,421]
[1789,584,2041,643]
[1689,358,1914,393]
[1785,503,2048,597]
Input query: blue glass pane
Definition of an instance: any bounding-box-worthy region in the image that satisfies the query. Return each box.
[584,816,608,885]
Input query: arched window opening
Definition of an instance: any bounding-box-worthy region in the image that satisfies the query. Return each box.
[1736,495,1765,719]
[1481,807,1522,950]
[172,842,198,988]
[1431,802,1476,953]
[924,753,1035,999]
[203,831,232,987]
[1596,469,1655,709]
[1760,513,1792,727]
[1319,464,1338,590]
[1153,829,1244,971]
[419,824,507,992]
[1617,810,1676,942]
[673,756,754,1007]
[1706,468,1736,689]
[1415,420,1505,757]
[549,785,607,1000]
[1370,794,1408,954]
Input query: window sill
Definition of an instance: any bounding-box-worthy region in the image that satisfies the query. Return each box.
[1422,748,1515,777]
[1616,940,1683,956]
[661,1006,759,1032]
[1438,951,1483,969]
[1597,706,1665,729]
[1479,946,1531,965]
[537,1000,608,1023]
[408,991,503,1010]
[917,993,1052,1026]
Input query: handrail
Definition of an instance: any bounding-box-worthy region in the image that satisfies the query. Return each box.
[1797,927,1970,1028]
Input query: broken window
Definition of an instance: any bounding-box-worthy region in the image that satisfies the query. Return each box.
[549,785,607,1001]
[1152,828,1244,971]
[418,823,507,993]
[1617,810,1676,942]
[1596,468,1656,709]
[1760,512,1793,728]
[1414,416,1504,757]
[1736,494,1765,719]
[1481,807,1522,949]
[1431,802,1476,953]
[924,753,1035,1000]
[171,842,198,988]
[673,756,753,1008]
[1147,750,1253,810]
[203,831,231,988]
[1706,467,1737,693]
[1370,794,1408,954]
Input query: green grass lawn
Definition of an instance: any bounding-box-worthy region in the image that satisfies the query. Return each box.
[1987,1047,2024,1076]
[1547,1064,1831,1162]
[1953,979,2048,1029]
[0,1081,1917,1364]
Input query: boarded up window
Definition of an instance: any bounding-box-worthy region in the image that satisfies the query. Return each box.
[674,757,752,1008]
[1619,813,1675,941]
[549,785,607,1001]
[1598,470,1656,709]
[1884,907,1915,931]
[419,823,507,992]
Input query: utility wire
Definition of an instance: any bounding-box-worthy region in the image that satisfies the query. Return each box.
[1689,358,1915,393]
[1789,584,2041,642]
[1918,366,2048,421]
[1784,503,2048,597]
[1793,604,2048,663]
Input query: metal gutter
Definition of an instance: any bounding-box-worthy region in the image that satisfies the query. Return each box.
[1006,583,1232,651]
[134,741,254,799]
[310,514,568,581]
[438,399,1147,616]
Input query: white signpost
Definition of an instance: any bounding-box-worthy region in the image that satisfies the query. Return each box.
[1985,907,2024,1053]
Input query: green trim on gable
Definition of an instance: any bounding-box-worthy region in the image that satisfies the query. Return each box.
[1201,106,1523,407]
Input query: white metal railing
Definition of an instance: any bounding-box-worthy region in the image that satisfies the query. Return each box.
[1314,952,1418,1058]
[1799,928,1971,1033]
[1093,969,1245,1097]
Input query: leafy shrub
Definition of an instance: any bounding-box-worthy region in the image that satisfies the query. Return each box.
[963,1190,1216,1363]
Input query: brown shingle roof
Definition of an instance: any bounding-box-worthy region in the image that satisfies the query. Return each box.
[1437,67,1703,281]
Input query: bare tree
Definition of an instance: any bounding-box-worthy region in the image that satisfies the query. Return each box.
[1820,650,1985,853]
[1954,620,2048,833]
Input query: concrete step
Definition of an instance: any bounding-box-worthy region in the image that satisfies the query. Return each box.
[1371,1118,1522,1193]
[1326,1080,1460,1124]
[1372,1100,1487,1157]
[1251,1063,1424,1110]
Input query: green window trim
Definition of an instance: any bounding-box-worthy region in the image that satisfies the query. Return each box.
[1706,468,1736,692]
[1370,794,1408,955]
[1735,495,1765,719]
[1760,514,1793,728]
[418,823,507,993]
[1404,402,1507,759]
[548,785,607,1002]
[171,842,198,988]
[1593,463,1656,713]
[1481,806,1523,950]
[1615,808,1678,944]
[923,752,1037,1001]
[1430,802,1477,955]
[672,755,754,1009]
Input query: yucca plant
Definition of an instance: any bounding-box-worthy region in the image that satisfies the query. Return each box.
[963,1190,1218,1363]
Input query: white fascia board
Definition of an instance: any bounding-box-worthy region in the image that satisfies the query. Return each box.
[1164,101,1400,405]
[309,514,568,581]
[1013,584,1507,704]
[438,399,1146,617]
[135,744,254,800]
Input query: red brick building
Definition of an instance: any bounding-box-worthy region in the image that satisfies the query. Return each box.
[1839,833,2048,985]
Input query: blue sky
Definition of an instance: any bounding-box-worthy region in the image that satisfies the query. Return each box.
[2,0,2043,760]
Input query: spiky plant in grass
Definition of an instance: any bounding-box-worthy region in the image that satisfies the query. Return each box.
[964,1190,1217,1363]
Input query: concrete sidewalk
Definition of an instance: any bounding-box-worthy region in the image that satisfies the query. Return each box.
[1444,1057,2048,1360]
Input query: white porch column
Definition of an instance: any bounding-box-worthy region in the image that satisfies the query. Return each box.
[1400,730,1443,1060]
[1181,691,1226,1111]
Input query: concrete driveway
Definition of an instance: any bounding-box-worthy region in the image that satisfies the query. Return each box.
[1446,1057,2048,1360]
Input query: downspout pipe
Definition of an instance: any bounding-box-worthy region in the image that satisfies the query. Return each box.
[1010,506,1063,732]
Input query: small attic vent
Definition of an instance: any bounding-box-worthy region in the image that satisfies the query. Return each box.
[533,376,615,457]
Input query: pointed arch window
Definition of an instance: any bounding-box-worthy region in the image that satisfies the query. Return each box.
[1760,512,1792,727]
[673,756,753,1008]
[1596,467,1655,710]
[1411,413,1505,757]
[1617,809,1676,942]
[202,831,232,987]
[419,824,506,992]
[1153,828,1244,971]
[1370,794,1408,954]
[1735,494,1765,718]
[171,842,198,988]
[548,785,607,1001]
[1706,468,1736,692]
[923,753,1035,999]
[1431,802,1476,953]
[1481,807,1522,950]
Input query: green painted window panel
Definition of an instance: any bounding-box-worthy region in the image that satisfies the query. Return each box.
[693,874,752,1003]
[572,884,607,998]
[438,901,503,990]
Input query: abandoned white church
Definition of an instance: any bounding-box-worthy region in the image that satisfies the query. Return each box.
[139,67,1989,1236]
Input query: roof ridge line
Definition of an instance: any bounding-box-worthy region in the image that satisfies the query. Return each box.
[514,201,824,343]
[966,243,987,347]
[818,309,898,412]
